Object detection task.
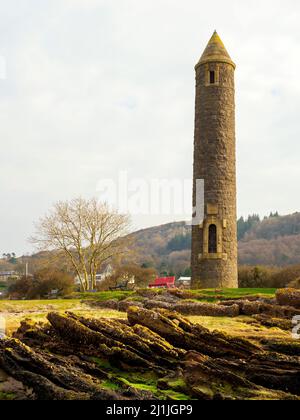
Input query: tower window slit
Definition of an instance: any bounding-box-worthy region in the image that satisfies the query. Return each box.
[208,224,217,254]
[209,71,215,84]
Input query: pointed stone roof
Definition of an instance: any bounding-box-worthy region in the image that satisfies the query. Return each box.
[196,31,235,69]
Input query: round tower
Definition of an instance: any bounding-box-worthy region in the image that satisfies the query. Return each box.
[191,31,238,289]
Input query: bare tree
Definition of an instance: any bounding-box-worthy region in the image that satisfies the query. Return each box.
[30,198,131,291]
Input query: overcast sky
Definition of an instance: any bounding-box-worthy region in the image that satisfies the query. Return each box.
[0,0,300,255]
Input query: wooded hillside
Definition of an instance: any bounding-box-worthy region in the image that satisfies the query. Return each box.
[130,212,300,274]
[2,212,300,278]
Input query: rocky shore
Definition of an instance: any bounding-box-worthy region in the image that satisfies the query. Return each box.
[1,290,300,400]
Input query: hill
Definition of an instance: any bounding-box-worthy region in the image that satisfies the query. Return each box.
[2,212,300,279]
[238,212,300,266]
[130,221,191,276]
[130,212,300,275]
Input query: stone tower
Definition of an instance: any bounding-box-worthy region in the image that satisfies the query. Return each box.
[191,31,238,289]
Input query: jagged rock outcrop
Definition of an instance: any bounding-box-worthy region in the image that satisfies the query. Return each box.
[84,289,300,319]
[251,314,292,331]
[127,307,260,358]
[221,299,300,318]
[143,300,240,317]
[1,307,300,400]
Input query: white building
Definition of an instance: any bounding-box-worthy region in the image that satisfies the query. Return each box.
[0,271,20,282]
[75,264,114,286]
[176,277,192,288]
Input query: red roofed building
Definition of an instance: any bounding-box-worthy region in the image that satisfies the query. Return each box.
[149,276,176,289]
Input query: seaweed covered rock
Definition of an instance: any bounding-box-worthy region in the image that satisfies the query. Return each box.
[144,300,172,310]
[86,292,241,318]
[174,302,239,317]
[127,306,260,358]
[118,300,144,312]
[0,338,119,400]
[276,289,300,309]
[221,299,300,318]
[83,299,143,312]
[83,299,119,310]
[67,312,185,366]
[143,299,239,317]
[47,312,157,369]
[252,315,292,331]
[182,352,299,400]
[1,307,300,400]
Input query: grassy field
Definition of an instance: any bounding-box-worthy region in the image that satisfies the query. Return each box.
[194,288,276,298]
[0,299,126,336]
[71,290,136,301]
[184,288,276,302]
[70,288,277,302]
[0,288,285,341]
[189,315,289,340]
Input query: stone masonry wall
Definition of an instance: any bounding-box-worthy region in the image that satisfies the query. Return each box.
[191,62,238,289]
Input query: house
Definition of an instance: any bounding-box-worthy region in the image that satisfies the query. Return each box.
[149,276,176,289]
[176,277,192,289]
[74,264,114,286]
[95,264,114,283]
[45,289,60,299]
[0,271,20,283]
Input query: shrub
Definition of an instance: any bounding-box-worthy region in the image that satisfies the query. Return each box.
[288,278,300,289]
[238,264,300,289]
[98,264,157,291]
[8,269,74,299]
[271,265,300,289]
[238,266,276,288]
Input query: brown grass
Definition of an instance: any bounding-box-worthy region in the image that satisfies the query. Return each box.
[0,299,125,336]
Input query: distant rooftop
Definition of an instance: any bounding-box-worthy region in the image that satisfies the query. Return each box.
[0,271,18,277]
